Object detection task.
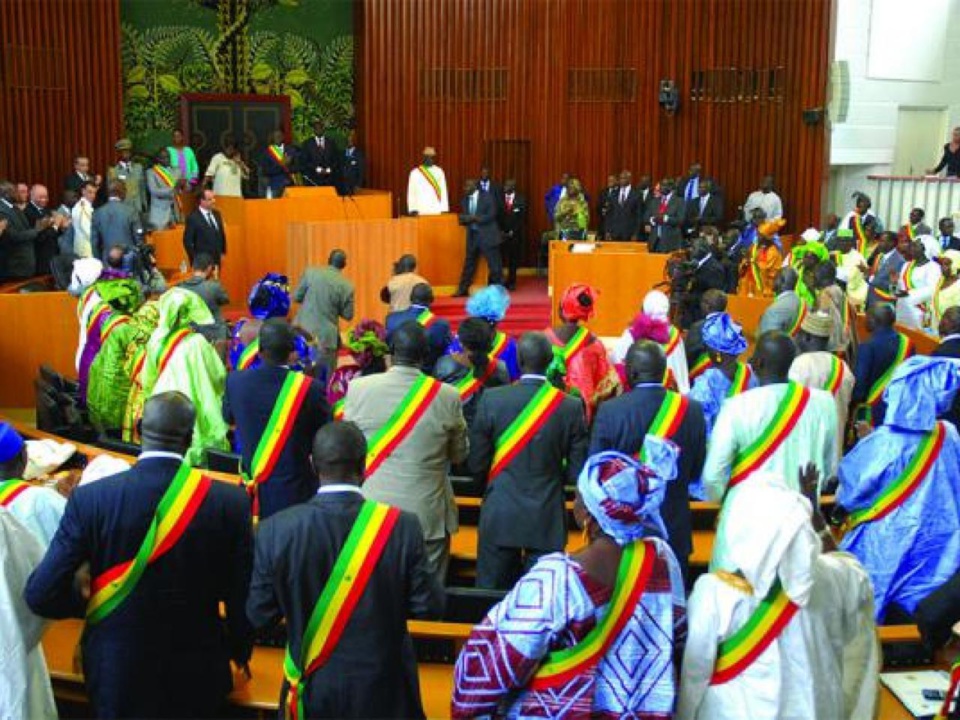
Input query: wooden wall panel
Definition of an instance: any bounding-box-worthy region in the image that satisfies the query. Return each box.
[357,0,834,241]
[0,0,123,194]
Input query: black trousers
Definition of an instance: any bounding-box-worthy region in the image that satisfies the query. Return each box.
[476,539,552,590]
[501,230,523,286]
[457,231,503,292]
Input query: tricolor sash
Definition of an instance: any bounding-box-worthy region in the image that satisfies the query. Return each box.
[903,261,919,292]
[157,328,192,378]
[689,353,712,381]
[853,214,868,255]
[748,246,764,293]
[860,333,913,425]
[489,331,509,363]
[726,363,753,398]
[267,145,292,176]
[637,391,688,462]
[453,362,498,401]
[242,372,313,515]
[365,374,442,478]
[236,340,260,371]
[823,355,845,397]
[78,285,98,320]
[904,223,916,241]
[0,479,30,507]
[728,383,810,488]
[283,500,400,720]
[561,325,591,363]
[710,578,800,685]
[845,421,946,531]
[130,347,148,382]
[934,655,960,720]
[663,325,681,356]
[787,304,807,337]
[332,398,345,421]
[417,165,442,202]
[489,382,565,482]
[86,465,211,624]
[152,165,176,188]
[86,303,111,335]
[530,540,655,690]
[872,283,896,302]
[416,308,437,329]
[99,314,130,344]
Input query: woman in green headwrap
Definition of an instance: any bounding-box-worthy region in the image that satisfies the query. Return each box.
[791,240,829,307]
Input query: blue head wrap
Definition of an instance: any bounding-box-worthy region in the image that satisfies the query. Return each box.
[247,273,291,320]
[883,356,960,432]
[466,285,511,322]
[702,312,748,356]
[577,440,679,545]
[0,422,24,464]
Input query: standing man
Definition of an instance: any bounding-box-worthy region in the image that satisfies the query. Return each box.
[260,129,297,199]
[590,340,707,579]
[865,230,905,307]
[406,147,448,215]
[345,322,467,581]
[895,238,942,329]
[293,249,355,377]
[498,178,526,290]
[469,332,587,589]
[604,170,642,241]
[25,392,253,718]
[477,166,502,204]
[758,267,803,335]
[742,174,783,222]
[91,182,142,262]
[71,181,97,258]
[382,254,428,312]
[684,238,727,327]
[247,421,444,719]
[636,174,657,241]
[385,282,453,373]
[341,130,365,195]
[900,207,933,239]
[684,177,724,234]
[649,176,684,253]
[146,149,184,230]
[183,188,227,266]
[63,155,100,196]
[106,139,146,219]
[937,217,960,252]
[682,162,703,203]
[24,184,66,275]
[0,180,53,280]
[454,179,503,296]
[179,253,230,332]
[225,319,329,520]
[852,303,914,428]
[300,120,339,188]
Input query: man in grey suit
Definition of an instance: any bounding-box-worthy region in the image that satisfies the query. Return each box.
[758,267,803,335]
[91,181,143,261]
[454,178,503,296]
[469,332,587,589]
[293,249,355,378]
[345,322,467,582]
[866,230,905,308]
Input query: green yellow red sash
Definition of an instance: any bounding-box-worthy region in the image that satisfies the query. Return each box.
[489,381,565,481]
[454,362,497,401]
[417,165,442,202]
[267,145,292,176]
[0,479,30,507]
[152,165,176,188]
[242,372,313,516]
[663,325,681,356]
[416,308,437,328]
[934,655,960,720]
[77,285,98,320]
[99,314,130,344]
[157,328,192,378]
[489,331,509,363]
[749,245,764,293]
[365,374,442,478]
[726,362,753,398]
[86,464,211,624]
[561,325,590,363]
[903,261,919,292]
[283,500,400,720]
[86,303,111,335]
[332,398,345,421]
[860,333,913,425]
[637,390,688,462]
[530,540,655,690]
[130,347,147,382]
[845,421,946,531]
[904,223,916,241]
[689,353,712,381]
[823,355,845,396]
[787,304,807,337]
[710,578,800,685]
[729,383,811,488]
[236,339,260,371]
[853,213,868,255]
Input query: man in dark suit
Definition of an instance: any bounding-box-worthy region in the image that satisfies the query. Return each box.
[477,166,502,206]
[340,131,365,195]
[683,238,727,327]
[649,176,685,253]
[247,421,444,718]
[91,181,143,261]
[0,179,53,279]
[852,303,910,427]
[937,217,960,253]
[299,120,339,187]
[385,282,452,373]
[865,231,905,307]
[23,183,66,275]
[225,319,330,520]
[498,178,527,290]
[63,155,100,196]
[454,179,503,296]
[684,177,724,234]
[183,187,227,265]
[469,332,588,589]
[260,129,297,199]
[635,174,657,241]
[590,340,706,580]
[685,288,728,368]
[603,170,643,241]
[25,392,253,718]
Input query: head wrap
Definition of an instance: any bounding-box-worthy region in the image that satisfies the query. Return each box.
[918,234,941,260]
[70,258,104,294]
[115,138,133,151]
[718,475,818,606]
[702,312,747,355]
[0,423,24,464]
[836,228,854,240]
[466,285,511,323]
[800,311,833,338]
[560,284,598,322]
[642,290,670,322]
[941,249,960,276]
[883,356,960,431]
[793,242,829,264]
[800,228,822,244]
[247,273,291,320]
[759,218,787,238]
[577,441,679,545]
[345,319,389,367]
[422,146,437,156]
[629,313,670,344]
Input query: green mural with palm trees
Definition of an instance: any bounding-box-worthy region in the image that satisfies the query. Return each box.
[121,0,353,148]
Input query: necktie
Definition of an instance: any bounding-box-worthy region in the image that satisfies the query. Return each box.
[205,211,217,231]
[659,195,668,215]
[506,194,513,212]
[620,188,627,205]
[470,195,477,215]
[700,196,707,214]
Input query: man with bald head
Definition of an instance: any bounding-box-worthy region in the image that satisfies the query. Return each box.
[23,183,67,275]
[590,339,706,579]
[26,392,253,718]
[852,303,915,428]
[294,248,355,377]
[758,266,803,336]
[0,179,58,279]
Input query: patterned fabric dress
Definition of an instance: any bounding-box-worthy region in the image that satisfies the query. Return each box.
[545,328,620,424]
[452,539,686,719]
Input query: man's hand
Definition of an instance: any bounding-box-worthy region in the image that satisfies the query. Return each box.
[798,462,820,507]
[75,562,92,600]
[854,420,873,440]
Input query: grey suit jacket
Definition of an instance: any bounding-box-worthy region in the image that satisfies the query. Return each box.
[293,265,355,357]
[146,165,181,230]
[867,250,905,307]
[345,366,468,540]
[107,162,147,215]
[91,199,142,260]
[758,290,802,335]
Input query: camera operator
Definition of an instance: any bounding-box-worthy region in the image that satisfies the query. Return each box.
[129,242,167,297]
[669,236,726,328]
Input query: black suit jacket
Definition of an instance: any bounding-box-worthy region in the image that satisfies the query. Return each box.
[25,457,253,717]
[498,191,527,237]
[385,304,453,374]
[684,193,724,229]
[650,193,685,253]
[589,385,707,575]
[915,569,960,648]
[340,146,365,193]
[460,191,500,249]
[224,365,330,520]
[684,257,727,326]
[605,187,643,240]
[469,379,588,550]
[299,135,340,185]
[0,199,40,278]
[183,208,227,262]
[852,327,906,425]
[247,491,444,719]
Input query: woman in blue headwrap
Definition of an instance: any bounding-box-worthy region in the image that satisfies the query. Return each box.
[447,284,520,380]
[688,312,756,436]
[453,442,687,719]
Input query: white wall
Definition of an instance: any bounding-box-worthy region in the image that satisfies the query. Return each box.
[829,0,960,218]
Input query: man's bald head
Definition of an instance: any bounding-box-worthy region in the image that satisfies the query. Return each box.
[751,332,797,384]
[940,306,960,338]
[701,288,727,315]
[626,340,667,387]
[866,303,895,333]
[259,318,296,364]
[312,421,367,484]
[391,320,426,366]
[328,249,347,269]
[141,392,195,453]
[775,267,798,293]
[410,282,434,306]
[517,332,554,375]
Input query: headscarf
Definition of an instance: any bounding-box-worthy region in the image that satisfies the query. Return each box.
[883,356,960,432]
[918,234,941,260]
[560,284,598,322]
[0,422,24,464]
[792,241,829,264]
[759,218,787,238]
[140,288,215,396]
[718,474,819,606]
[642,290,671,322]
[466,285,510,323]
[247,273,291,320]
[345,319,389,368]
[800,228,822,244]
[628,313,670,344]
[941,249,960,277]
[702,312,747,355]
[577,440,678,546]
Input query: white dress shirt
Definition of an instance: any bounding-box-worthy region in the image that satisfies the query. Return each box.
[71,199,94,258]
[743,190,783,221]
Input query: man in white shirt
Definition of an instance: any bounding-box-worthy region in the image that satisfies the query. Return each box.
[896,238,942,329]
[71,180,97,258]
[406,147,448,215]
[742,174,783,222]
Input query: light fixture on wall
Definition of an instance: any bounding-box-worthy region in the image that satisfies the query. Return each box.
[659,80,679,115]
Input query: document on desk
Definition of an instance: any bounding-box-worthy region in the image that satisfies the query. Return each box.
[881,670,951,718]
